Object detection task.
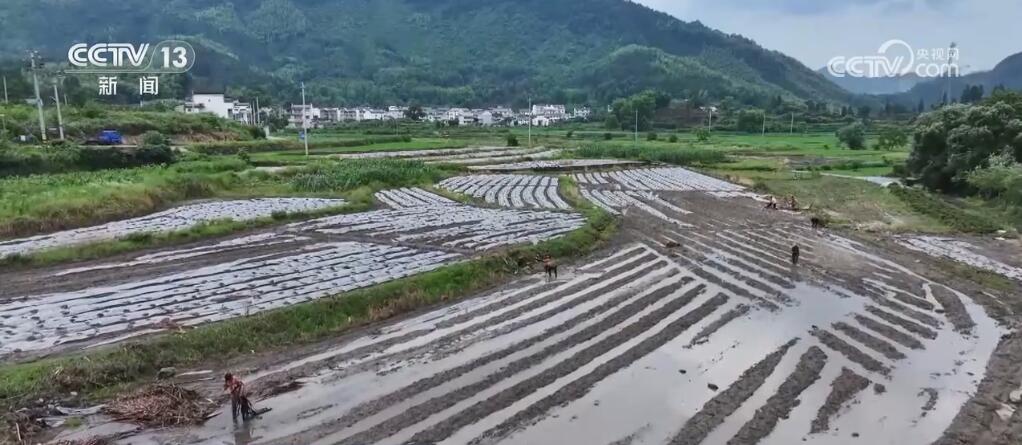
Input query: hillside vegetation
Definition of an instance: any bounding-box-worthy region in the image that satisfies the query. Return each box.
[0,0,848,107]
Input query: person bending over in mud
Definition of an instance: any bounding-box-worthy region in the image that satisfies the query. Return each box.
[791,244,801,266]
[543,255,558,280]
[764,195,778,210]
[225,373,259,421]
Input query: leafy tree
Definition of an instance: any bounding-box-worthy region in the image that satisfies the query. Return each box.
[836,122,866,150]
[876,127,908,151]
[612,91,657,131]
[694,127,710,142]
[605,114,620,130]
[603,132,613,140]
[908,94,1022,192]
[736,109,764,133]
[960,85,985,104]
[507,134,519,147]
[647,132,658,141]
[668,134,679,143]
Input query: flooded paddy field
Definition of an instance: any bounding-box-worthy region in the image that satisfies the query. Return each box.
[0,198,346,259]
[0,189,583,357]
[52,167,1018,445]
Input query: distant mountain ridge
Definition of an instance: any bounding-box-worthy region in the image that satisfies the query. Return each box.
[818,69,925,95]
[888,52,1022,106]
[0,0,851,106]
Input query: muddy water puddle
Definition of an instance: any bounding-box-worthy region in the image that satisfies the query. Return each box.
[98,232,1003,445]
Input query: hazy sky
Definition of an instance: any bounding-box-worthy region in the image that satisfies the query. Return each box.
[636,0,1020,72]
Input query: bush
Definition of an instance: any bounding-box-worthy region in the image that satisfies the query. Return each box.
[603,132,613,140]
[507,134,519,147]
[836,122,866,150]
[566,130,574,139]
[694,127,710,142]
[141,131,169,148]
[668,134,679,143]
[646,132,658,141]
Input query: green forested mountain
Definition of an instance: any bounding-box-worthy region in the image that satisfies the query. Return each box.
[890,52,1022,108]
[0,0,851,107]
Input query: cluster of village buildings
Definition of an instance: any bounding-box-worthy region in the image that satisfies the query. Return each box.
[179,93,591,128]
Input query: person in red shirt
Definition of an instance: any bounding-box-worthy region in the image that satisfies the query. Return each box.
[224,373,258,421]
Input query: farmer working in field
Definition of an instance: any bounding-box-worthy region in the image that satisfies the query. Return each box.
[543,255,558,280]
[791,244,801,266]
[224,373,259,421]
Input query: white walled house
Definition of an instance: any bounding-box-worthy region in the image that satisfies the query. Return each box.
[180,93,255,124]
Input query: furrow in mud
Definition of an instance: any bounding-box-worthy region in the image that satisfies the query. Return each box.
[727,346,828,445]
[687,302,750,348]
[321,256,668,375]
[313,278,696,445]
[929,285,976,334]
[832,321,906,360]
[812,328,891,376]
[668,339,799,445]
[853,315,925,350]
[865,306,938,340]
[305,271,686,438]
[404,285,711,445]
[469,293,730,445]
[810,368,872,433]
[693,231,799,279]
[868,295,942,328]
[670,231,794,290]
[433,280,559,329]
[672,255,779,311]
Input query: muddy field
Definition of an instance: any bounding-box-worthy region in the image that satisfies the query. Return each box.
[0,198,347,259]
[438,175,571,210]
[40,166,1022,445]
[0,189,583,357]
[336,146,561,166]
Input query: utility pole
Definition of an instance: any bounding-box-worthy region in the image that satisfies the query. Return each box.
[790,113,794,135]
[761,113,766,137]
[2,76,7,104]
[528,98,532,149]
[52,84,64,140]
[301,82,309,157]
[29,51,46,141]
[1,114,6,136]
[634,109,638,144]
[254,97,260,126]
[708,109,713,131]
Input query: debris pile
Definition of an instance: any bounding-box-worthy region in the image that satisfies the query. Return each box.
[103,385,215,427]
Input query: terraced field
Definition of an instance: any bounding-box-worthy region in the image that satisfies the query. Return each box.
[438,175,571,210]
[0,198,346,259]
[76,167,1013,445]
